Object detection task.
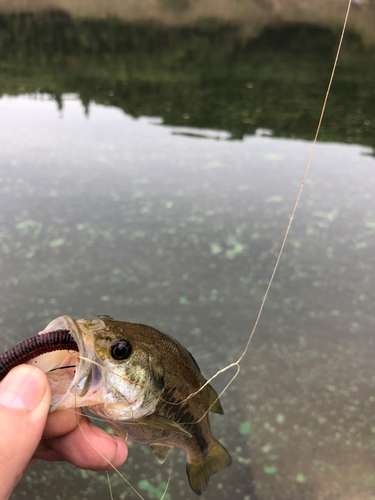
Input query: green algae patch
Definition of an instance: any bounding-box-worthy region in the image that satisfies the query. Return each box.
[276,413,285,424]
[210,242,223,255]
[264,466,278,475]
[265,195,284,203]
[239,422,252,435]
[261,444,272,453]
[225,235,247,259]
[296,473,307,483]
[49,238,65,248]
[179,297,190,305]
[16,219,38,230]
[225,242,247,259]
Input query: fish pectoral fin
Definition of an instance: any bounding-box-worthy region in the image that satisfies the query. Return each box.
[186,439,232,495]
[207,384,224,414]
[140,414,192,438]
[150,443,174,464]
[109,424,129,442]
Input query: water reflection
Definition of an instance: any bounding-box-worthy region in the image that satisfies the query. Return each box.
[0,13,375,151]
[0,95,375,499]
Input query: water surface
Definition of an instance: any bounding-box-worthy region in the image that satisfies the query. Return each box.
[0,12,375,500]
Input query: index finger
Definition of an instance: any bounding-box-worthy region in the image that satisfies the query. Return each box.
[42,408,83,440]
[43,415,128,470]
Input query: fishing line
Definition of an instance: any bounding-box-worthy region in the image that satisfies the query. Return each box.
[76,354,227,413]
[106,471,114,500]
[159,468,172,500]
[182,0,354,402]
[76,409,173,500]
[72,377,147,500]
[235,0,353,365]
[75,413,147,500]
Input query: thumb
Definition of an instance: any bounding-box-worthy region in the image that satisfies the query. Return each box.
[0,365,51,500]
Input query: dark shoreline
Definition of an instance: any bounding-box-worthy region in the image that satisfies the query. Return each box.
[0,11,374,152]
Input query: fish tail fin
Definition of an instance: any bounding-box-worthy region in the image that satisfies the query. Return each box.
[186,439,231,495]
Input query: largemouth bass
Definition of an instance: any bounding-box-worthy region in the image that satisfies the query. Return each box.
[2,315,231,495]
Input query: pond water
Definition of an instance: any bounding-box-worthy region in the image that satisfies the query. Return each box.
[0,9,375,500]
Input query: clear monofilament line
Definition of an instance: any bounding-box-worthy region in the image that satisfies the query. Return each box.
[173,0,354,405]
[235,0,353,366]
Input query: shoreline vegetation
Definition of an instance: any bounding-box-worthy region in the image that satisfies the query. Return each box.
[0,0,375,45]
[0,6,374,152]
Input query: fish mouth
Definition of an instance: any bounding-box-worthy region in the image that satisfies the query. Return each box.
[35,315,104,411]
[0,315,146,416]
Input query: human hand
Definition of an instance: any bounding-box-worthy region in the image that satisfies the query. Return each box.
[0,365,128,500]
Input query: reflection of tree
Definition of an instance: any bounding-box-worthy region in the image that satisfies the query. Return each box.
[0,12,374,153]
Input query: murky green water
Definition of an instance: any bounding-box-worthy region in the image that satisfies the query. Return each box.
[1,9,375,500]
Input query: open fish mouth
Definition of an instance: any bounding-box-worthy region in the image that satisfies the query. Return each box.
[0,315,104,411]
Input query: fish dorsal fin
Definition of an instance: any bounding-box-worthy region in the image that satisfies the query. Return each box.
[150,443,174,464]
[141,414,192,438]
[207,384,224,414]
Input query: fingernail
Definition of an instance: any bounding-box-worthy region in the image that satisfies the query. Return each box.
[0,365,46,411]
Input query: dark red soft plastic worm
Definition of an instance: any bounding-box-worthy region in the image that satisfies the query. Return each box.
[0,330,79,381]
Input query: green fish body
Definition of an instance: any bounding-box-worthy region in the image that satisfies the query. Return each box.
[32,315,231,495]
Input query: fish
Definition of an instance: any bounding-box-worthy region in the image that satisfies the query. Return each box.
[16,314,231,495]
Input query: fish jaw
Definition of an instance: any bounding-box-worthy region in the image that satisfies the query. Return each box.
[35,315,105,411]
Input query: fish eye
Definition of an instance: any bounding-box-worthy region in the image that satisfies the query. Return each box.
[110,339,132,361]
